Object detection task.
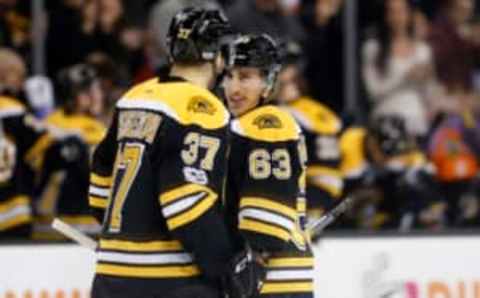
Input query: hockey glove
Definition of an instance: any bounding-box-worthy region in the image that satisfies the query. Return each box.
[223,246,266,298]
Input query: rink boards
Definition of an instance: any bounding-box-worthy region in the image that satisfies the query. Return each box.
[1,235,480,298]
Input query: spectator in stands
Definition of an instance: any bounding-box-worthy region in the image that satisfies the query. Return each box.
[362,0,435,138]
[0,46,25,99]
[226,0,305,42]
[301,0,344,113]
[46,0,128,79]
[429,0,480,94]
[86,52,129,125]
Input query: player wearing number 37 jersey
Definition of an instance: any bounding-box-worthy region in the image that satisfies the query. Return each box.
[87,8,240,298]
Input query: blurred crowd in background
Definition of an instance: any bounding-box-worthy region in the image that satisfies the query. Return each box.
[0,0,479,240]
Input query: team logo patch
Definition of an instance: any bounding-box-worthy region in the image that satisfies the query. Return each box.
[253,114,282,129]
[187,97,216,115]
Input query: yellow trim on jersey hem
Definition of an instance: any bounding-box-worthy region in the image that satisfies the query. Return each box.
[90,173,112,187]
[261,282,313,294]
[0,195,29,212]
[267,257,314,268]
[240,197,297,219]
[167,193,217,230]
[89,195,108,209]
[0,214,31,231]
[159,183,215,205]
[239,218,290,241]
[99,239,184,252]
[96,264,200,278]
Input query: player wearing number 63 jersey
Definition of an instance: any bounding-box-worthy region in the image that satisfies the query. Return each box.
[88,8,239,298]
[223,34,314,298]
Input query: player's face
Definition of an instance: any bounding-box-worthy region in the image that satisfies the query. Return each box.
[224,67,266,117]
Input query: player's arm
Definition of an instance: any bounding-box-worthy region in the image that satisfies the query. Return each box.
[228,108,308,254]
[2,111,53,168]
[88,113,118,222]
[156,124,234,282]
[237,138,306,253]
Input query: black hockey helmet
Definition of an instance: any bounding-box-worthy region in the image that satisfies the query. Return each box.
[167,7,231,64]
[56,63,97,101]
[224,34,282,99]
[369,115,410,156]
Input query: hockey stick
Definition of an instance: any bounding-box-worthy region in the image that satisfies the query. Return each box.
[306,196,355,239]
[51,218,97,250]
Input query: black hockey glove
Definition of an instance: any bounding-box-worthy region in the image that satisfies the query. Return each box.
[223,246,266,298]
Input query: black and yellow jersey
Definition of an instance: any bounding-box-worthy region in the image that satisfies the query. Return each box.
[340,126,441,228]
[88,77,234,284]
[225,105,314,296]
[340,127,431,182]
[33,108,106,239]
[284,96,343,215]
[0,96,53,237]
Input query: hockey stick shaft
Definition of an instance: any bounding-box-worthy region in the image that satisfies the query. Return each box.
[306,196,354,238]
[51,218,98,251]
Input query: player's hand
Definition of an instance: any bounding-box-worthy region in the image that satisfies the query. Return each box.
[223,246,266,298]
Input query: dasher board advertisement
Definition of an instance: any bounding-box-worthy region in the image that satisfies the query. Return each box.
[1,236,480,298]
[0,244,95,298]
[313,236,480,298]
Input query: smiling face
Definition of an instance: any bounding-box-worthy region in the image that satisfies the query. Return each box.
[223,66,267,117]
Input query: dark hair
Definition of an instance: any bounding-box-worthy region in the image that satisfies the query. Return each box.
[376,0,415,74]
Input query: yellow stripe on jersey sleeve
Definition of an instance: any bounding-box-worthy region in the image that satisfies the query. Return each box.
[240,197,297,220]
[90,173,112,187]
[159,183,215,205]
[239,218,291,241]
[166,192,217,230]
[24,134,53,170]
[89,195,109,209]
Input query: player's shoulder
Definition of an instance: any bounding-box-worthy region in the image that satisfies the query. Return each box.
[48,109,106,145]
[231,105,301,142]
[340,126,367,151]
[287,96,342,134]
[116,78,229,130]
[0,95,25,118]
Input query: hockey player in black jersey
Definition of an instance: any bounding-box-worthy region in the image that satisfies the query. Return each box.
[340,115,446,230]
[33,64,105,239]
[223,34,314,298]
[89,7,264,298]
